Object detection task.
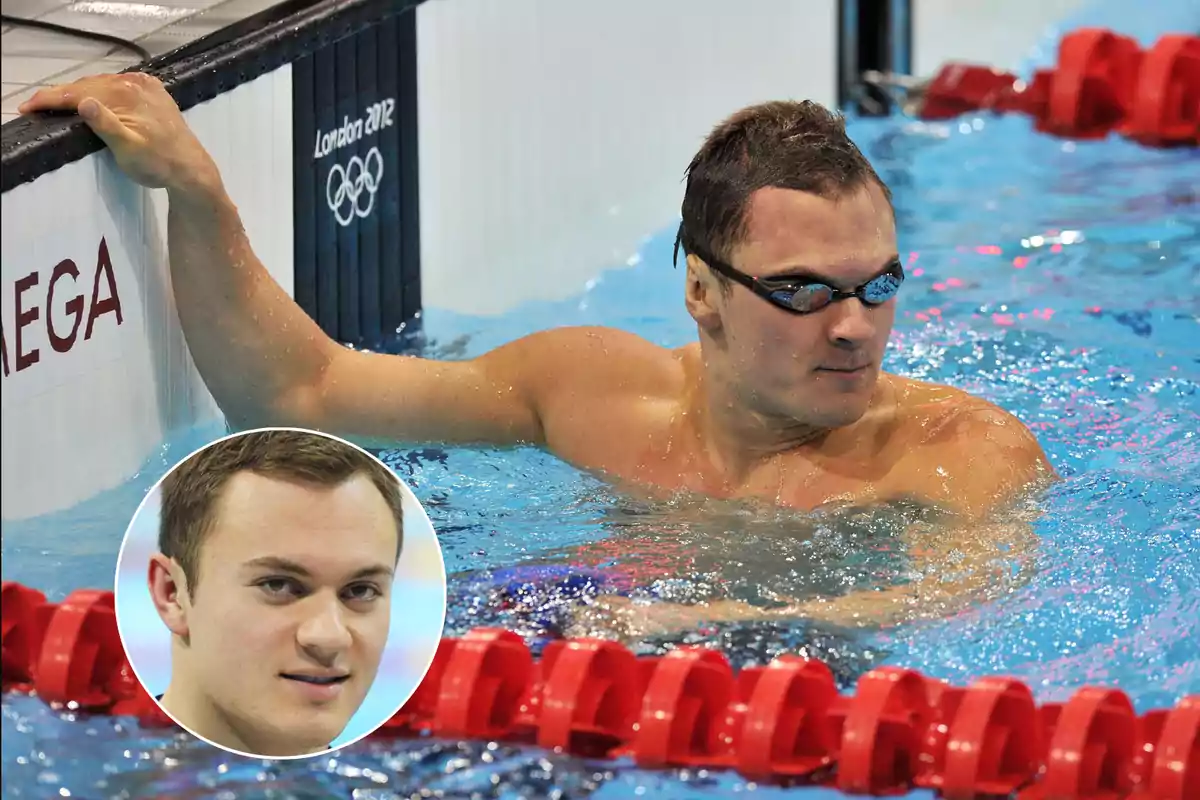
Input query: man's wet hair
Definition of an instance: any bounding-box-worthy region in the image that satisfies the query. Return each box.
[674,99,891,282]
[159,429,405,596]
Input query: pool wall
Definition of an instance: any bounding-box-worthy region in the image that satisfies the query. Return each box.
[1,0,424,521]
[0,71,294,521]
[0,0,1154,523]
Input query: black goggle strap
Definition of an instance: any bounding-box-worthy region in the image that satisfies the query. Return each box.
[673,228,760,294]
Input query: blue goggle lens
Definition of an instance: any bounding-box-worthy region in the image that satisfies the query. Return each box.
[770,270,903,313]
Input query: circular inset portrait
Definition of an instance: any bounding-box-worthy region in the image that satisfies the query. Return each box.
[113,427,447,759]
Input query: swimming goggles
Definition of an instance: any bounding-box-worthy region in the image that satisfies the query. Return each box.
[674,235,905,315]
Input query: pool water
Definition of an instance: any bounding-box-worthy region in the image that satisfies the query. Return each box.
[2,111,1198,798]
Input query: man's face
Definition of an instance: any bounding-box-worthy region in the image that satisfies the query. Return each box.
[177,471,397,756]
[713,182,900,428]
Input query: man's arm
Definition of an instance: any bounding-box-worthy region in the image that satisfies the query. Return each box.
[164,180,546,446]
[790,518,1041,628]
[18,73,602,449]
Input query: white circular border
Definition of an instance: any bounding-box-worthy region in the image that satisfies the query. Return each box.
[112,426,448,761]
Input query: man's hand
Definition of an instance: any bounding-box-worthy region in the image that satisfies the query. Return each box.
[14,70,574,448]
[19,72,220,195]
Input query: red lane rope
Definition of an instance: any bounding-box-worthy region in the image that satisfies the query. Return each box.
[3,582,1197,798]
[916,29,1198,147]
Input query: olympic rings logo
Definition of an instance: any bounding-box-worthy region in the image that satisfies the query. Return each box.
[325,146,384,227]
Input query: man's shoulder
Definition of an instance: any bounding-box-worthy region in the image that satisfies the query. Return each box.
[508,326,687,412]
[884,374,1050,471]
[540,324,683,355]
[527,325,685,383]
[883,375,1056,514]
[888,375,1020,430]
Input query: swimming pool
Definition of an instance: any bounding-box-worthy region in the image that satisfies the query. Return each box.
[2,106,1198,798]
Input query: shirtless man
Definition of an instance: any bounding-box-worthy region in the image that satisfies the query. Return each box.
[20,74,1055,635]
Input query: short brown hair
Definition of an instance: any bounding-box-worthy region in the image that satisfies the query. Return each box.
[159,429,405,596]
[674,99,891,278]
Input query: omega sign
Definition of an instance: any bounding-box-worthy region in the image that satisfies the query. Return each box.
[1,237,124,378]
[312,98,395,227]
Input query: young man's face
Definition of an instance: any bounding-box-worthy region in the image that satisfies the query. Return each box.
[712,182,899,428]
[171,471,397,756]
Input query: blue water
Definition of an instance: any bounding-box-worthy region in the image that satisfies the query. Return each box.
[3,108,1199,798]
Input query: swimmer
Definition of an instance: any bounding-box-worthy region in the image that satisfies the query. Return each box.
[21,74,1057,632]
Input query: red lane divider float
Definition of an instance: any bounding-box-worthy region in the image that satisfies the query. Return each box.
[3,582,1197,798]
[917,28,1199,147]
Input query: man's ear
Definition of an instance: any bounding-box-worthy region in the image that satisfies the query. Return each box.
[684,254,724,332]
[147,554,191,639]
